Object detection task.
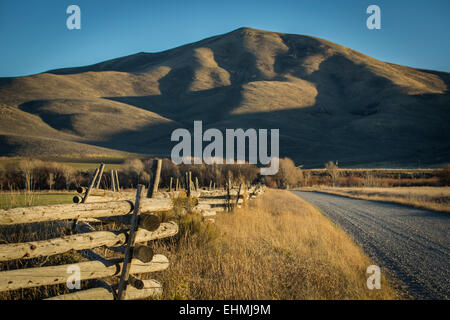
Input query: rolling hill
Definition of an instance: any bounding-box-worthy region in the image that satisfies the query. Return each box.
[0,27,449,167]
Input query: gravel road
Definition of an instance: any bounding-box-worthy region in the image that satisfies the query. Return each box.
[292,191,449,300]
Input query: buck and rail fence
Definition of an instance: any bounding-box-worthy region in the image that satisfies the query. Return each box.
[0,162,266,300]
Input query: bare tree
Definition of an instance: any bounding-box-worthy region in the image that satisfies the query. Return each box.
[60,165,75,190]
[47,172,55,190]
[325,161,340,187]
[18,159,36,192]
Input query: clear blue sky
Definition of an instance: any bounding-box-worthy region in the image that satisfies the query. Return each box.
[0,0,449,77]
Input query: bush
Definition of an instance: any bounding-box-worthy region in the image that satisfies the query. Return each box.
[439,164,450,186]
[178,212,219,244]
[169,193,218,244]
[171,192,198,217]
[338,176,363,187]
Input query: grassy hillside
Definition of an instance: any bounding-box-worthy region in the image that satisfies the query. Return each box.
[1,27,449,166]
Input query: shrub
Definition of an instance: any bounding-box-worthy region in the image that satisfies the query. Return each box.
[338,176,363,187]
[178,212,219,244]
[439,164,450,186]
[171,192,198,217]
[169,193,218,244]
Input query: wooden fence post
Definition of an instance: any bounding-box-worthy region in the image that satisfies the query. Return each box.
[111,170,116,192]
[82,168,99,204]
[226,182,231,212]
[72,167,100,233]
[148,159,162,198]
[195,177,199,191]
[169,177,173,192]
[235,183,242,210]
[115,170,120,192]
[185,172,191,197]
[95,164,105,190]
[117,185,145,300]
[175,178,179,191]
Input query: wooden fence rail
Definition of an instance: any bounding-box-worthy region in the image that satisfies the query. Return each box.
[46,279,162,300]
[0,255,169,292]
[0,198,172,225]
[0,222,178,262]
[0,162,266,300]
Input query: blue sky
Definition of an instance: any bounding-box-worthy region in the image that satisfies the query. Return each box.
[0,0,449,77]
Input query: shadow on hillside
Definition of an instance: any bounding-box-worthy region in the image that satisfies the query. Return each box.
[93,45,450,166]
[9,31,450,166]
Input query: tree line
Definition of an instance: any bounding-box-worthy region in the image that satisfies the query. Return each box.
[0,157,305,191]
[2,158,446,191]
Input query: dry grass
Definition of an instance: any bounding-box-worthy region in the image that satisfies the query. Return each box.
[0,189,402,300]
[150,189,400,299]
[296,186,450,213]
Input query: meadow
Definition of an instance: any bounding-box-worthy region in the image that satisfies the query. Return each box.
[0,192,73,210]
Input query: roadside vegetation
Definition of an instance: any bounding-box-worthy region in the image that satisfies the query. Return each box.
[296,186,450,214]
[293,164,450,213]
[151,189,400,299]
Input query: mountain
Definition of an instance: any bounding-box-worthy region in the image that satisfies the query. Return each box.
[1,27,449,167]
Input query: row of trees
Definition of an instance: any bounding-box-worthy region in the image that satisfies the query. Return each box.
[309,162,449,187]
[2,158,448,191]
[122,158,308,190]
[0,159,80,191]
[121,158,261,189]
[123,160,450,189]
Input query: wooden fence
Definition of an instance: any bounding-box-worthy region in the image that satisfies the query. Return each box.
[0,163,266,300]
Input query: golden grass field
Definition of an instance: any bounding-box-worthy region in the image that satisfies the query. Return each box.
[0,188,402,300]
[296,186,450,213]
